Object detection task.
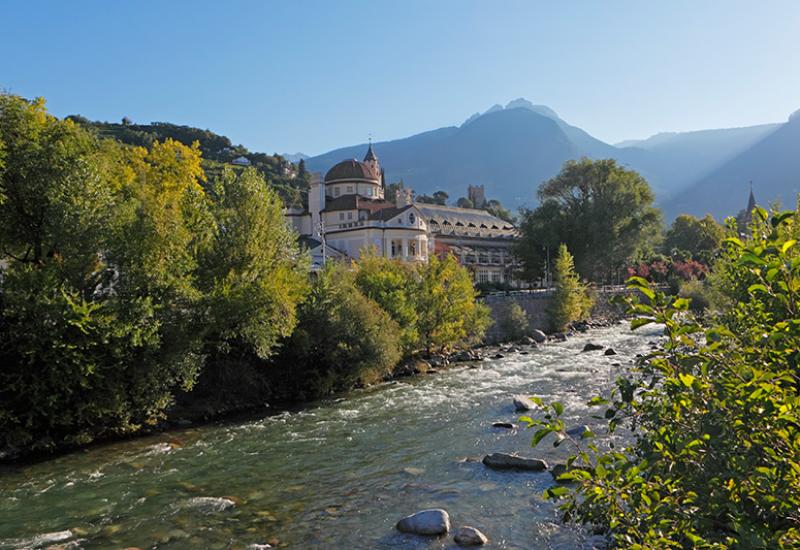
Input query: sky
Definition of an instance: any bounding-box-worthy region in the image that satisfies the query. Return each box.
[2,1,799,156]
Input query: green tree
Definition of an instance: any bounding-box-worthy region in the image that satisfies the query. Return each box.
[432,190,449,205]
[485,199,515,223]
[516,158,662,283]
[275,264,402,399]
[199,167,308,359]
[415,254,491,352]
[354,250,420,351]
[498,302,530,341]
[548,244,593,331]
[456,197,474,209]
[0,95,210,451]
[664,213,724,260]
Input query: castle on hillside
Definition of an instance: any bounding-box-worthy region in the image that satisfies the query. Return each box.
[286,145,521,286]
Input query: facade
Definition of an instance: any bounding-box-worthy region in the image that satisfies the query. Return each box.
[286,145,520,284]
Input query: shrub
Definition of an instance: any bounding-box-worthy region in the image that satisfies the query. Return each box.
[528,209,800,548]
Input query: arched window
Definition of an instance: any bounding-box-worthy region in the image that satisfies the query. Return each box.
[409,213,416,224]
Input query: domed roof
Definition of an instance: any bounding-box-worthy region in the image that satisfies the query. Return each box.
[324,159,379,183]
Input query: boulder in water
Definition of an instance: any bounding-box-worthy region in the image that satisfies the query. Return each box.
[492,353,505,359]
[491,422,515,429]
[582,343,604,352]
[531,329,547,343]
[454,525,489,546]
[512,395,536,411]
[482,452,548,471]
[396,508,450,535]
[604,348,617,356]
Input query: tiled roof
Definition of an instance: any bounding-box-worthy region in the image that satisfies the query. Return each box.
[414,203,515,231]
[324,159,379,183]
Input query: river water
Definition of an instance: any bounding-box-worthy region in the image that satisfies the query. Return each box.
[0,322,661,549]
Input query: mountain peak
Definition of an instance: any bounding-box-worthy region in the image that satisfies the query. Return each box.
[462,98,560,126]
[789,108,800,122]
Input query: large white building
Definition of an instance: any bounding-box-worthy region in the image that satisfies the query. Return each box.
[286,145,520,284]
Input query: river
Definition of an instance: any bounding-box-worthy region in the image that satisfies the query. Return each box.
[0,322,661,549]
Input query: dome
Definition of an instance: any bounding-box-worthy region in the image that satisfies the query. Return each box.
[324,159,379,183]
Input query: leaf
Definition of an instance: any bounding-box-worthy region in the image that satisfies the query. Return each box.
[771,210,794,227]
[630,318,654,330]
[679,373,695,387]
[782,239,797,253]
[552,402,564,416]
[748,284,768,295]
[531,427,553,447]
[544,486,570,498]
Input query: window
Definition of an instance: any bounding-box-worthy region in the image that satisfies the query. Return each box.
[409,240,417,257]
[409,213,416,225]
[334,187,340,197]
[339,212,345,221]
[347,186,353,193]
[391,239,402,257]
[477,270,490,283]
[347,212,353,220]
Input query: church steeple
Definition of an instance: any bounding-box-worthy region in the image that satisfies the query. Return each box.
[747,181,756,213]
[364,138,378,163]
[363,138,381,184]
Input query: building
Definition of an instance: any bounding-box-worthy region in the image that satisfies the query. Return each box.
[231,156,251,166]
[286,145,521,284]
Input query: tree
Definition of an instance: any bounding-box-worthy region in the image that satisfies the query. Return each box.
[415,254,491,352]
[456,197,474,209]
[0,95,211,451]
[664,213,724,260]
[498,302,530,341]
[485,199,515,223]
[354,250,420,351]
[516,158,662,283]
[199,167,308,359]
[432,190,449,205]
[274,264,402,399]
[415,190,449,205]
[548,244,593,331]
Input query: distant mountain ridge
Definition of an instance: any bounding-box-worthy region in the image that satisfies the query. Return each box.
[305,99,799,220]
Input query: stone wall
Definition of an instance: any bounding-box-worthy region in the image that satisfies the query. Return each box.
[481,287,635,343]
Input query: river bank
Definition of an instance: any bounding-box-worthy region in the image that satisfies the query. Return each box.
[0,320,657,549]
[0,316,623,466]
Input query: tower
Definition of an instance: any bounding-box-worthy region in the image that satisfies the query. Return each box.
[363,139,380,175]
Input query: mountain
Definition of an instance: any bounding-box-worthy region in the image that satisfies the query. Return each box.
[615,123,780,200]
[306,100,659,208]
[306,99,799,219]
[665,112,800,220]
[307,105,579,208]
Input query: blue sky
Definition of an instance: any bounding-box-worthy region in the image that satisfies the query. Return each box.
[2,1,799,155]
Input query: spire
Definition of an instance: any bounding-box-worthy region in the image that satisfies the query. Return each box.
[747,181,756,212]
[364,137,378,162]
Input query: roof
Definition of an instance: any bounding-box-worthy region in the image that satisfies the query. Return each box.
[324,159,379,183]
[367,205,413,221]
[414,203,515,231]
[364,143,378,162]
[322,195,396,214]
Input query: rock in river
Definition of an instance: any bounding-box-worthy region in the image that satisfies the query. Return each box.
[512,395,536,411]
[582,343,604,352]
[531,329,547,343]
[491,422,515,429]
[396,508,450,535]
[604,348,617,355]
[179,496,236,514]
[454,525,489,546]
[482,452,548,471]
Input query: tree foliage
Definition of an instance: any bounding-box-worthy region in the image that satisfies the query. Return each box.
[664,213,725,261]
[548,244,593,331]
[516,158,662,283]
[415,254,492,352]
[274,264,402,399]
[529,208,800,548]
